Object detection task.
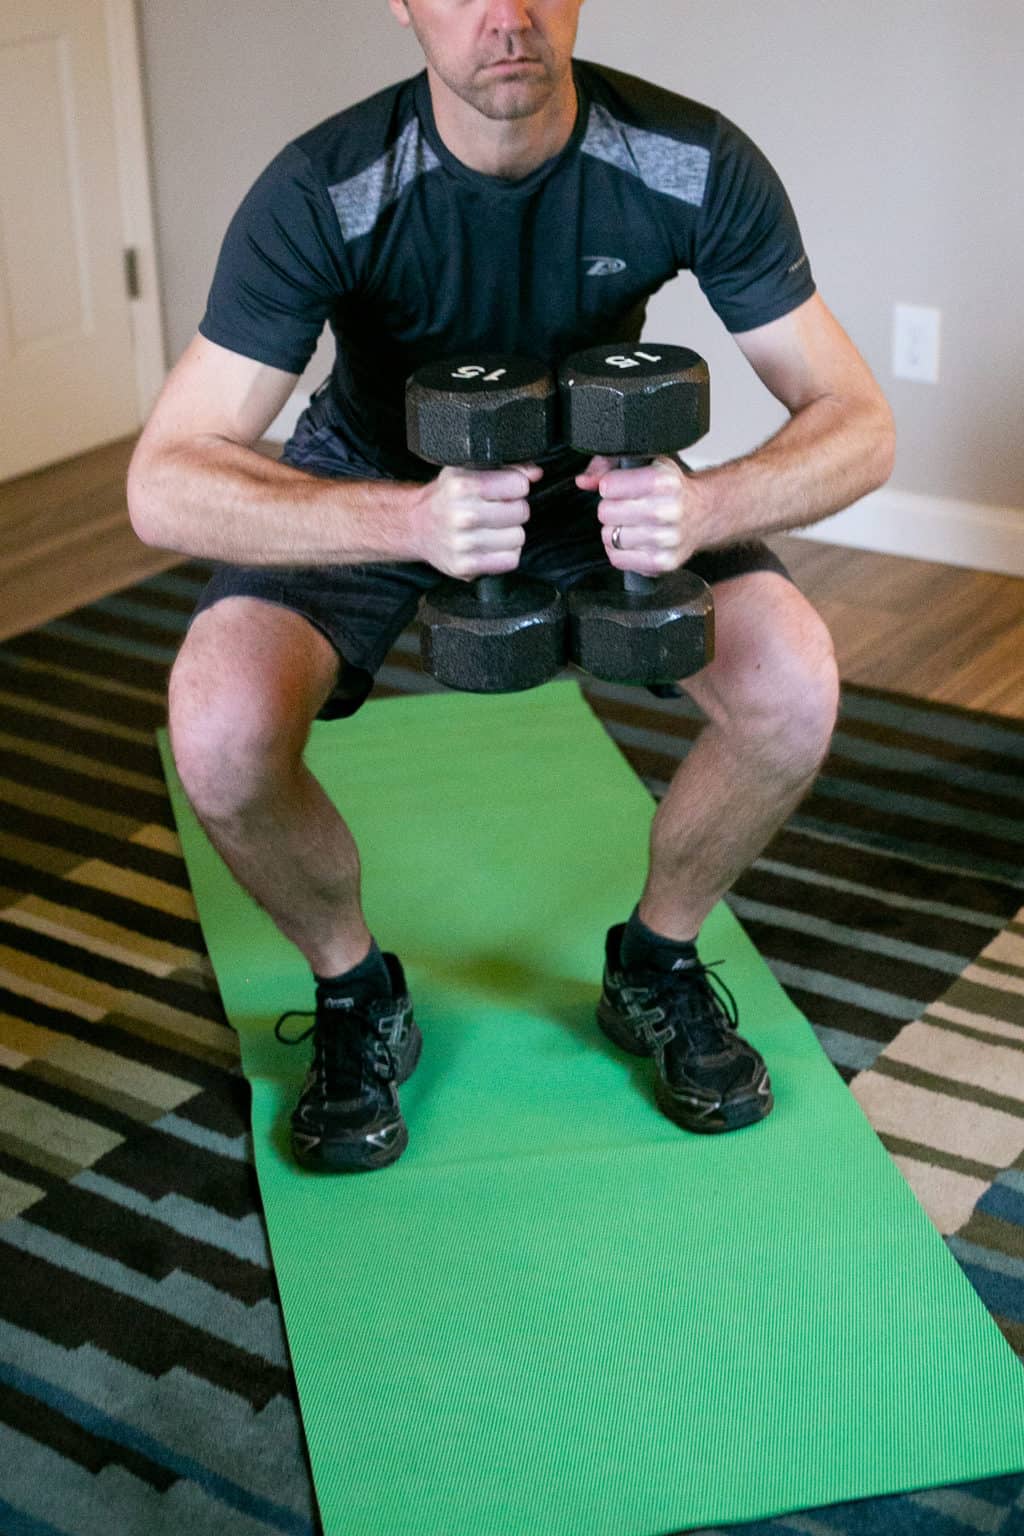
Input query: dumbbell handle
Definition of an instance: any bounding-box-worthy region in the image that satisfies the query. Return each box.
[461,462,517,606]
[617,455,657,596]
[474,575,509,604]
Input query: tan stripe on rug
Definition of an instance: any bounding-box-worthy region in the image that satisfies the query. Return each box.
[851,911,1024,1235]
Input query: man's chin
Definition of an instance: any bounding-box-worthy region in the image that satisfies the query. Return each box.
[470,79,552,121]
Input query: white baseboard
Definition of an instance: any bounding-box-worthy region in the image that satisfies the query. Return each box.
[268,399,1023,577]
[790,485,1024,578]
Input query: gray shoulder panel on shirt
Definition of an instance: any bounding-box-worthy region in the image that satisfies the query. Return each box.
[581,102,710,207]
[328,117,441,244]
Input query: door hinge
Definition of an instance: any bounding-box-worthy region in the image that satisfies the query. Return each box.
[124,247,141,300]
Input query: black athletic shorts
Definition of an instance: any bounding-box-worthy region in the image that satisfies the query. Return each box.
[191,411,792,720]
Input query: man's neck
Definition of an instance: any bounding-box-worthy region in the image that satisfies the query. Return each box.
[425,65,579,181]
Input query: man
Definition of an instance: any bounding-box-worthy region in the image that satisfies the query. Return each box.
[127,0,895,1172]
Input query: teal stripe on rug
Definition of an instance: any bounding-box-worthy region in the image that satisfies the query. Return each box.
[765,959,926,1019]
[0,1222,285,1365]
[0,1420,307,1536]
[136,572,211,601]
[949,1240,1024,1284]
[838,692,1024,761]
[812,777,1024,843]
[89,596,190,631]
[0,1319,312,1519]
[728,894,972,973]
[0,1362,311,1535]
[810,1026,881,1072]
[36,621,178,665]
[750,858,1005,931]
[154,1111,251,1161]
[829,731,1023,798]
[604,716,1022,800]
[787,816,1024,885]
[72,1171,271,1266]
[0,1495,73,1536]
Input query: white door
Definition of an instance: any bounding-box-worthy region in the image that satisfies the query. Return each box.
[0,0,141,479]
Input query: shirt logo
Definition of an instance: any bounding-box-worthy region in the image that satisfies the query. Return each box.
[582,255,627,277]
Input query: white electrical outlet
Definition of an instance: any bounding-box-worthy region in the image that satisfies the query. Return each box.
[892,304,941,383]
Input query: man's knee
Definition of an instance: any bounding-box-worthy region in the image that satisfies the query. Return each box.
[688,574,839,770]
[168,598,338,822]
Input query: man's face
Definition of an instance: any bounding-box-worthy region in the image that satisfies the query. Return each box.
[389,0,584,122]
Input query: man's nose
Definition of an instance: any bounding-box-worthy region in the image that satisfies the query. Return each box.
[484,0,533,32]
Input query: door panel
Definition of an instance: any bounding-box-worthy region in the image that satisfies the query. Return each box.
[0,0,139,479]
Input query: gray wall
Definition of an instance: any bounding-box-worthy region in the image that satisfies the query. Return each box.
[137,0,1023,510]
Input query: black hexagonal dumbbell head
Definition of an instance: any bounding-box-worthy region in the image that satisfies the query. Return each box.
[559,343,710,458]
[558,343,715,686]
[407,356,567,693]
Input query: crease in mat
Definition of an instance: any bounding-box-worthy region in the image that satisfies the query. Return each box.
[158,681,1024,1536]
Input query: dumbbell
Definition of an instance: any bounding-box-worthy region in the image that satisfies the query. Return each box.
[406,356,567,693]
[558,344,716,686]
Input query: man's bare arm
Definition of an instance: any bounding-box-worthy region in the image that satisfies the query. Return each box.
[574,295,895,575]
[693,293,896,547]
[126,335,538,577]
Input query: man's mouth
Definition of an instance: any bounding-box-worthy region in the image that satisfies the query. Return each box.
[484,56,542,70]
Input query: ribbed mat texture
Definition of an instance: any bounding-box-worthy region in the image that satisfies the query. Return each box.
[158,682,1024,1536]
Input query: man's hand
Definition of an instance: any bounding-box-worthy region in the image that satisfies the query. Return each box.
[409,463,543,580]
[574,456,708,576]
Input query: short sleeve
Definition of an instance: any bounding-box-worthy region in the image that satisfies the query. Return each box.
[694,114,816,333]
[198,143,350,374]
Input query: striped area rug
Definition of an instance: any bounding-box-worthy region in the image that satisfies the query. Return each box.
[0,560,1022,1536]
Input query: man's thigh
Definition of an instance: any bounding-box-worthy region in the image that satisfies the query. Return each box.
[174,595,343,738]
[188,560,440,719]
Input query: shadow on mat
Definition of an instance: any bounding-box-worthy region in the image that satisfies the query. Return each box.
[425,950,609,1045]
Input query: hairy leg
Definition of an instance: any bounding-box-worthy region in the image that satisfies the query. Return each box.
[638,572,840,940]
[169,597,372,976]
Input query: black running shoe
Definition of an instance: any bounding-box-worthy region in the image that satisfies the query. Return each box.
[597,923,773,1133]
[275,952,422,1171]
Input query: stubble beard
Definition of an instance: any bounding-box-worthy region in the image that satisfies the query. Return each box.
[413,25,566,123]
[468,80,551,121]
[457,55,571,123]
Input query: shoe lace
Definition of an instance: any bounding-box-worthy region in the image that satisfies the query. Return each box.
[274,1009,317,1046]
[650,960,739,1055]
[274,1003,398,1089]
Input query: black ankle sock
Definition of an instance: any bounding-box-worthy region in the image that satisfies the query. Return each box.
[620,907,699,973]
[315,940,390,1002]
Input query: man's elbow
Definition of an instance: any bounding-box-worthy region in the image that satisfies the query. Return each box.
[126,441,170,548]
[864,392,896,494]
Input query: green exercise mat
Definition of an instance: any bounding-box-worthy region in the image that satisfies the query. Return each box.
[159,682,1024,1535]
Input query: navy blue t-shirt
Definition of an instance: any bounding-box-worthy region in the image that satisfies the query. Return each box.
[199,60,815,481]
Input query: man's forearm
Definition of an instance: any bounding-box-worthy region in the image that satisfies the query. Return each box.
[127,436,422,567]
[694,392,896,550]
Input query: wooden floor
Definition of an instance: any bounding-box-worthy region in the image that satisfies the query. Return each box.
[0,437,177,640]
[2,434,1022,718]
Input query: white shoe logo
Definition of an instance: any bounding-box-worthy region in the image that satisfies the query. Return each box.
[582,255,627,276]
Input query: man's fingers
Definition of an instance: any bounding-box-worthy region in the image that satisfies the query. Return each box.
[461,496,531,528]
[453,465,539,499]
[597,501,678,531]
[574,454,617,491]
[447,525,527,581]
